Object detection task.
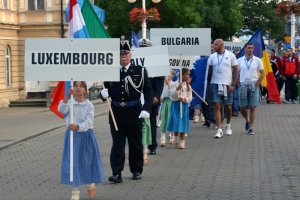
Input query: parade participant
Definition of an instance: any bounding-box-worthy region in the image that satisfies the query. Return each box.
[232,49,240,117]
[270,49,284,93]
[100,36,153,183]
[280,48,299,104]
[201,43,216,128]
[167,68,192,149]
[208,39,238,138]
[237,42,265,135]
[138,38,164,156]
[159,70,176,147]
[140,93,152,164]
[59,81,104,200]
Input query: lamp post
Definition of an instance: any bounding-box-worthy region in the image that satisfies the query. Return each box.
[290,0,297,50]
[128,0,161,41]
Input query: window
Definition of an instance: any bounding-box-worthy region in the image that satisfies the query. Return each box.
[28,0,45,11]
[5,46,11,87]
[2,0,9,10]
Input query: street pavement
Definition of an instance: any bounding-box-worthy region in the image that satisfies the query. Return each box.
[0,101,300,200]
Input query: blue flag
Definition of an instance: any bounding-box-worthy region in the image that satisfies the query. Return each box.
[190,57,209,107]
[131,31,139,49]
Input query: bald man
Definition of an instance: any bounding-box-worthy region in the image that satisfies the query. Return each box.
[208,39,238,138]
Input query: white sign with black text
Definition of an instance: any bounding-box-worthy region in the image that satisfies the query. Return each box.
[131,45,170,77]
[150,28,211,56]
[25,38,120,81]
[224,41,245,52]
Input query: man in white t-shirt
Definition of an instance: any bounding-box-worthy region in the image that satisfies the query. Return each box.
[237,42,265,135]
[208,39,238,138]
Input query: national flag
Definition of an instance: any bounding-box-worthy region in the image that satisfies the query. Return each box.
[50,0,89,118]
[131,31,139,49]
[190,56,209,107]
[237,28,281,103]
[67,0,90,38]
[81,0,110,38]
[49,81,70,118]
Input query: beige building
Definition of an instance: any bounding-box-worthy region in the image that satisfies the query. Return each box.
[0,0,68,107]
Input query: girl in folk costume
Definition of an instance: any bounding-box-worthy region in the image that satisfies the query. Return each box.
[167,68,192,149]
[58,81,104,200]
[159,70,176,147]
[140,93,152,164]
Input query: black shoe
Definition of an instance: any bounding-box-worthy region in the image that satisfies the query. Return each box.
[108,174,122,183]
[132,173,142,180]
[149,150,156,155]
[202,120,211,128]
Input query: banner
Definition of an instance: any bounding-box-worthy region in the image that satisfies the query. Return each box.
[25,38,120,81]
[131,46,170,77]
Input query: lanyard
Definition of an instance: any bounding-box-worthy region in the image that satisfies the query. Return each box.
[244,58,253,70]
[217,53,224,66]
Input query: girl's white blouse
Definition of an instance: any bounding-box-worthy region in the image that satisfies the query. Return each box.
[58,99,94,132]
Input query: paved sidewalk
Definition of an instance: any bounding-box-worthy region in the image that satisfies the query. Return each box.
[0,101,108,150]
[0,102,300,200]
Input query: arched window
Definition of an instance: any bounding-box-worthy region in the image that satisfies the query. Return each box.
[5,46,11,87]
[28,0,45,11]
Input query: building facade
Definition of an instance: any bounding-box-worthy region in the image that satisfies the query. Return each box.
[0,0,68,107]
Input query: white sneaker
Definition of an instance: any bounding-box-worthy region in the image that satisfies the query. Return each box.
[71,190,80,200]
[225,124,232,136]
[214,128,223,138]
[193,116,199,123]
[160,136,166,147]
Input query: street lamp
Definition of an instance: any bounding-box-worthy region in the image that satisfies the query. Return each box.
[128,0,162,43]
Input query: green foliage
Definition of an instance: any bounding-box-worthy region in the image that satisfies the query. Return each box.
[95,0,243,40]
[199,0,244,40]
[239,0,285,40]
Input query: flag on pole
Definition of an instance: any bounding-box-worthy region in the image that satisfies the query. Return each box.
[49,81,71,118]
[50,0,89,118]
[237,28,281,103]
[131,31,139,49]
[81,0,110,38]
[190,57,209,107]
[67,0,90,38]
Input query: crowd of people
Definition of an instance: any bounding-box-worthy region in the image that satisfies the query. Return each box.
[57,37,300,200]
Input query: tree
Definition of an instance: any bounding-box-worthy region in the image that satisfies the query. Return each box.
[198,0,244,40]
[239,0,285,40]
[95,0,243,40]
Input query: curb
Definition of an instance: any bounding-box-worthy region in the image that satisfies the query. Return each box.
[0,111,108,150]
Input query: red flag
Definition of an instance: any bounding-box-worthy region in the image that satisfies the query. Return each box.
[49,81,69,118]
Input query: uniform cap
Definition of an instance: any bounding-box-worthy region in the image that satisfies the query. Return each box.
[120,35,131,53]
[138,38,152,47]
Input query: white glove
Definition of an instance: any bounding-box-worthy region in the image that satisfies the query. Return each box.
[138,110,150,119]
[100,89,109,99]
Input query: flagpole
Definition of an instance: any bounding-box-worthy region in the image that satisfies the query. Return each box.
[103,84,118,131]
[69,80,74,182]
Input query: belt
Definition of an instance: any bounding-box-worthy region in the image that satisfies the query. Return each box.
[111,99,140,107]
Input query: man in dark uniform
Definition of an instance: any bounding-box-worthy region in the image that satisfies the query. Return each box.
[100,36,153,183]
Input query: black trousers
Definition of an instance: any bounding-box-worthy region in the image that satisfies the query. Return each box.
[148,105,159,151]
[109,121,143,175]
[276,77,284,93]
[284,76,298,101]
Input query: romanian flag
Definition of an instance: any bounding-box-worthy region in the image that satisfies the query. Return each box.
[237,28,281,103]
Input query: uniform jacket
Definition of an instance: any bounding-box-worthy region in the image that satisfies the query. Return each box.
[281,55,300,76]
[150,76,164,107]
[104,64,153,125]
